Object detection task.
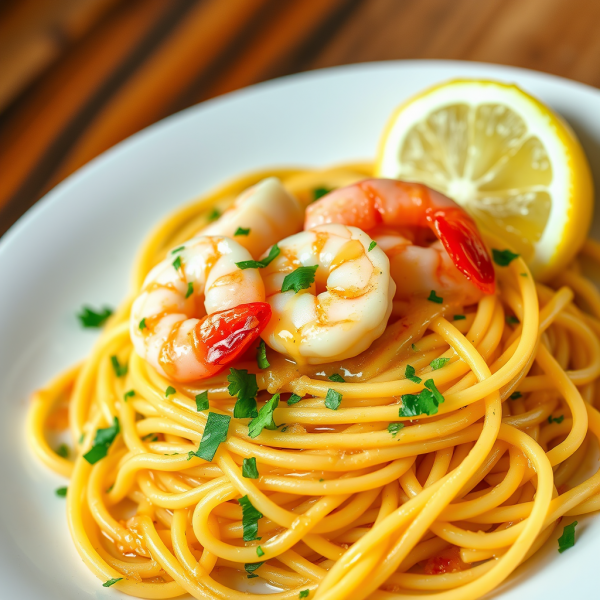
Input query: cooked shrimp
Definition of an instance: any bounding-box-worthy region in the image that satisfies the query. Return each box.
[260,224,395,364]
[201,177,303,258]
[131,236,271,382]
[305,179,496,300]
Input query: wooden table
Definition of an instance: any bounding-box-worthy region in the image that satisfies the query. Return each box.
[2,0,599,235]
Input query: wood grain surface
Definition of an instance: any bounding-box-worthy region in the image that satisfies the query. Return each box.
[1,0,599,234]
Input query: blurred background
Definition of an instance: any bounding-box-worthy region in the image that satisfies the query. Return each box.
[1,0,599,235]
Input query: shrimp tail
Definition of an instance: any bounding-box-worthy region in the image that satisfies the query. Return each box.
[429,209,496,295]
[193,302,272,373]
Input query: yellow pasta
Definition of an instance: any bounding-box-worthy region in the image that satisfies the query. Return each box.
[27,165,600,599]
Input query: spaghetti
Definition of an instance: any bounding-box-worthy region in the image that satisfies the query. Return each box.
[27,164,600,599]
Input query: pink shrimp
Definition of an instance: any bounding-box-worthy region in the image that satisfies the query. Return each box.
[304,179,495,299]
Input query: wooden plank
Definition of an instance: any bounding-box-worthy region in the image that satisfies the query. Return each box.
[51,0,270,183]
[0,0,178,229]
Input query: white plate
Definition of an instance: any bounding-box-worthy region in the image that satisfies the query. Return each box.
[1,60,599,599]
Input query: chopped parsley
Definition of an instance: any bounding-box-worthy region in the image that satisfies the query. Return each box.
[281,265,318,294]
[400,380,445,417]
[123,389,135,402]
[110,355,128,377]
[142,433,158,442]
[102,578,123,587]
[325,389,342,410]
[299,591,310,599]
[506,315,520,325]
[411,343,418,351]
[368,241,377,252]
[430,357,450,370]
[172,255,182,271]
[185,282,194,299]
[165,386,176,397]
[83,417,120,464]
[453,314,466,321]
[287,393,302,405]
[239,495,263,541]
[388,423,404,437]
[139,318,147,330]
[235,227,251,236]
[244,561,263,578]
[56,487,68,497]
[257,546,265,557]
[207,208,221,222]
[77,306,113,328]
[196,391,209,411]
[188,412,231,462]
[510,391,522,400]
[328,373,345,383]
[56,443,69,458]
[236,244,280,270]
[428,290,443,304]
[228,368,259,418]
[548,415,565,424]
[171,246,185,254]
[242,457,259,479]
[404,364,422,384]
[558,521,578,553]
[492,248,519,266]
[248,393,280,438]
[256,340,270,369]
[313,187,332,201]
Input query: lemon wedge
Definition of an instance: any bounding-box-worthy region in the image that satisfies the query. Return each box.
[375,79,593,280]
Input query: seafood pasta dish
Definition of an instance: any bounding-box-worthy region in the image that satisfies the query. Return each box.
[28,79,600,599]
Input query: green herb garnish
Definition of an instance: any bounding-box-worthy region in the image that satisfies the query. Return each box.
[236,244,280,270]
[239,495,263,541]
[242,457,259,479]
[77,306,113,328]
[102,578,123,587]
[123,389,135,402]
[188,412,231,462]
[325,389,342,410]
[185,282,194,299]
[427,290,443,304]
[430,357,450,370]
[287,394,302,405]
[548,415,565,424]
[228,368,259,418]
[400,380,445,417]
[235,227,251,236]
[492,248,519,266]
[83,417,120,464]
[281,265,318,294]
[328,373,345,383]
[139,318,147,330]
[558,521,578,553]
[248,393,280,438]
[110,355,127,377]
[368,241,377,252]
[257,339,270,369]
[172,255,182,271]
[313,187,331,201]
[388,423,404,438]
[510,391,522,400]
[165,386,176,397]
[244,561,263,579]
[404,365,422,384]
[56,444,69,458]
[506,315,520,325]
[196,391,209,411]
[56,487,67,497]
[257,546,265,557]
[453,314,466,321]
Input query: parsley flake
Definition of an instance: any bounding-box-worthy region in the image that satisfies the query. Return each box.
[287,394,302,405]
[56,487,67,497]
[427,290,443,304]
[558,521,578,553]
[248,393,280,438]
[139,318,147,330]
[313,187,332,201]
[411,343,418,351]
[171,246,185,254]
[236,244,280,270]
[281,265,318,294]
[400,379,445,417]
[388,423,404,438]
[77,306,113,328]
[300,591,310,599]
[238,495,263,541]
[506,315,520,325]
[228,368,259,418]
[83,417,120,464]
[405,365,422,384]
[110,355,127,377]
[56,444,69,458]
[196,391,209,411]
[123,389,135,402]
[510,391,522,400]
[244,561,263,579]
[453,314,466,321]
[185,282,194,299]
[102,578,123,587]
[328,373,345,383]
[430,357,450,370]
[492,248,519,266]
[207,208,221,222]
[257,546,265,557]
[165,386,176,397]
[172,255,182,271]
[235,227,251,236]
[548,415,565,424]
[242,457,259,479]
[325,389,342,410]
[189,412,231,462]
[368,241,377,252]
[257,339,270,369]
